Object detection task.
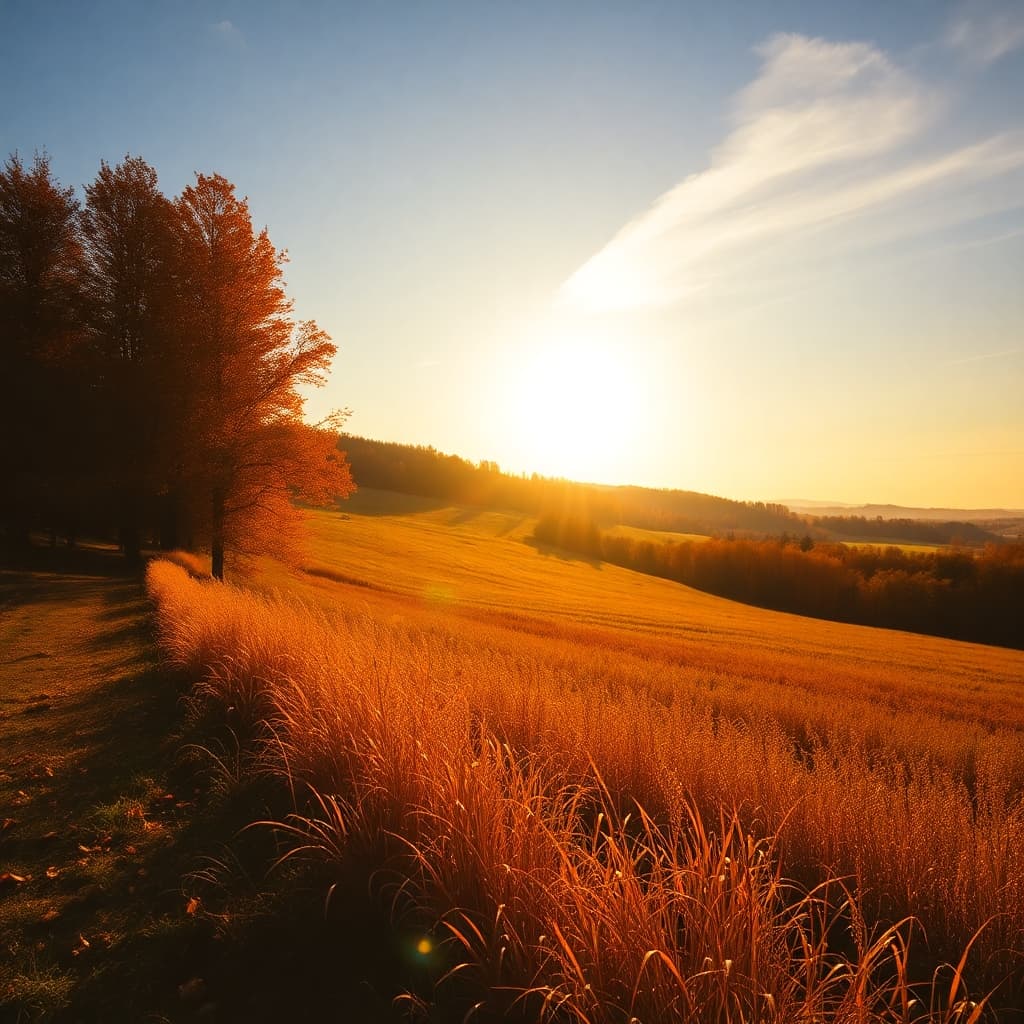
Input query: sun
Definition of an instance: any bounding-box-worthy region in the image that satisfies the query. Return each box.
[502,317,646,483]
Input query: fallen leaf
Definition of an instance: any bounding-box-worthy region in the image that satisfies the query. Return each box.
[41,909,60,923]
[1,818,15,831]
[124,844,138,855]
[0,872,29,885]
[185,896,200,916]
[40,830,59,841]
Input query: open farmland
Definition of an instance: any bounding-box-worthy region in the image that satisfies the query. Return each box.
[145,489,1024,1020]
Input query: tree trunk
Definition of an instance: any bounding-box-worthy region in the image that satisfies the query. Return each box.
[211,485,225,580]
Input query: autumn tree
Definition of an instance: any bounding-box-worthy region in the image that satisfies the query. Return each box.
[173,173,352,579]
[79,155,177,559]
[0,152,84,550]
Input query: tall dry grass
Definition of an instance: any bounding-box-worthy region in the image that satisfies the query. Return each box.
[147,559,1022,1020]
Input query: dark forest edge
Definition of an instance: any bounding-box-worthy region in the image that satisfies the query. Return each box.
[341,434,1006,546]
[535,512,1024,649]
[0,151,353,579]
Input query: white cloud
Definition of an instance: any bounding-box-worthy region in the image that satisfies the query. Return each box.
[209,19,244,47]
[947,3,1024,65]
[559,32,1024,314]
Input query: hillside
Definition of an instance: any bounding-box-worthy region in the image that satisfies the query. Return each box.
[341,435,1010,547]
[267,492,1024,709]
[782,499,1024,522]
[8,496,1023,1018]
[341,434,801,536]
[145,489,1024,1016]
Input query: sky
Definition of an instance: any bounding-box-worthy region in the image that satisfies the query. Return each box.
[2,0,1023,508]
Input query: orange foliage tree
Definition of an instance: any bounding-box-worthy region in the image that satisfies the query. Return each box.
[173,173,353,578]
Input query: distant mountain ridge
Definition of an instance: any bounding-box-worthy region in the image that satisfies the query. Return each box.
[780,500,1024,524]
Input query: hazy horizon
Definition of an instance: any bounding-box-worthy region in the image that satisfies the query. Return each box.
[344,431,1024,514]
[4,1,1023,507]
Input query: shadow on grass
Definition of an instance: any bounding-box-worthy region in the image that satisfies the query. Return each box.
[522,535,603,569]
[0,559,412,1022]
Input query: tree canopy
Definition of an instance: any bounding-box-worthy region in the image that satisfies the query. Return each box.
[0,152,354,578]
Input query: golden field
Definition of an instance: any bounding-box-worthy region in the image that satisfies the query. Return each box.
[148,490,1024,1021]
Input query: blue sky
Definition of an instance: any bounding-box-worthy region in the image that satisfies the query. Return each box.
[3,0,1023,505]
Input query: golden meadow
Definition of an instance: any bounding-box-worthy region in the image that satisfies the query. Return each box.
[148,493,1024,1021]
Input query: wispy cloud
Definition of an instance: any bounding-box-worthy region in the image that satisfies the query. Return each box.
[946,2,1024,66]
[209,19,245,48]
[560,32,1024,314]
[940,346,1023,367]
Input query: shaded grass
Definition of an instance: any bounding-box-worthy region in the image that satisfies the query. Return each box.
[0,552,413,1022]
[0,555,206,1021]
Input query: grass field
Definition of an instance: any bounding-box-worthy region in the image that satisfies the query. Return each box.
[603,523,711,546]
[839,539,947,554]
[140,489,1024,1020]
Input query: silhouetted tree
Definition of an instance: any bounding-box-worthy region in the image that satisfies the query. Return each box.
[173,173,352,578]
[80,155,177,559]
[0,152,84,550]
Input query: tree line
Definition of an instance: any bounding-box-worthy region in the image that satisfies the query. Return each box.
[341,434,803,535]
[343,436,1002,547]
[0,152,353,578]
[812,514,998,547]
[534,512,1024,648]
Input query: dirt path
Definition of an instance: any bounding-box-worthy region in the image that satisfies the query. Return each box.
[1,550,404,1023]
[0,551,206,1021]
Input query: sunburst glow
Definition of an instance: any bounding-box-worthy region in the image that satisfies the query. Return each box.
[501,316,647,483]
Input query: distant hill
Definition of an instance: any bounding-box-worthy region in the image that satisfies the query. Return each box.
[780,500,1024,523]
[339,437,1019,546]
[808,515,1003,547]
[779,500,1023,543]
[340,435,802,537]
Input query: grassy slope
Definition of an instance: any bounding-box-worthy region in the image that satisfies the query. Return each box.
[157,490,1024,1014]
[263,491,1024,736]
[7,494,1019,1017]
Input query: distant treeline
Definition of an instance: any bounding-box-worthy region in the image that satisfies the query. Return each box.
[535,513,1024,648]
[342,435,803,536]
[342,436,1000,547]
[813,514,998,546]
